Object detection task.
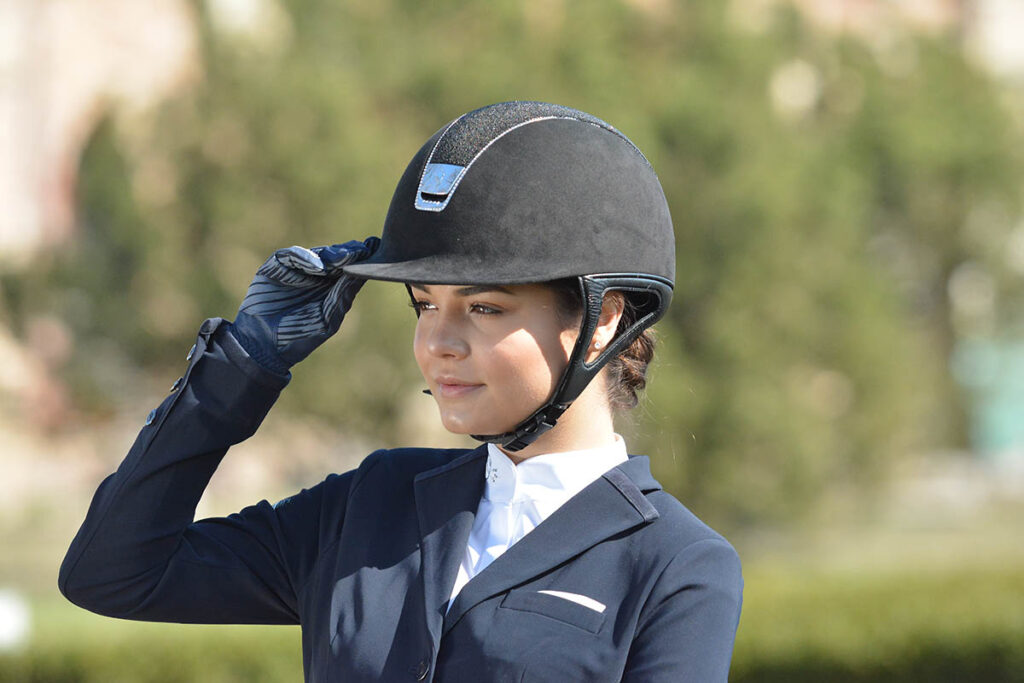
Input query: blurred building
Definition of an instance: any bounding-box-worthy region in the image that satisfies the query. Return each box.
[0,0,196,268]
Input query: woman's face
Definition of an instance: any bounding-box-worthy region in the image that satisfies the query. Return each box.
[410,283,578,437]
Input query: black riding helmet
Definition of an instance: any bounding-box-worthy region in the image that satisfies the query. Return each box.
[344,101,674,451]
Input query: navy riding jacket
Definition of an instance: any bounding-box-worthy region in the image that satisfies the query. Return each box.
[59,318,743,682]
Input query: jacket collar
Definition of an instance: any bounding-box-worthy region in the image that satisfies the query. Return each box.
[413,445,488,644]
[413,450,662,639]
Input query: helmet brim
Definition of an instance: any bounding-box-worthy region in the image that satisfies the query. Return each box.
[342,255,596,286]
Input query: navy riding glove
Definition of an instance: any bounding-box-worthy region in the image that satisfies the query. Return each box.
[228,237,380,375]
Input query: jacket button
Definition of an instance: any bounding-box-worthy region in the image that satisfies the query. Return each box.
[145,409,157,426]
[414,659,429,680]
[169,377,182,393]
[186,343,196,361]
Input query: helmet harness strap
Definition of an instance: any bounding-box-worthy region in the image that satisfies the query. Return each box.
[469,274,673,452]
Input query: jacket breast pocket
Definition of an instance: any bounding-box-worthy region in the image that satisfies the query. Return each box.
[499,589,606,634]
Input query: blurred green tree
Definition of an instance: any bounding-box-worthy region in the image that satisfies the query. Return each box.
[9,0,1019,526]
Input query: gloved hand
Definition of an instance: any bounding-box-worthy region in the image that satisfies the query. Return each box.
[228,237,380,374]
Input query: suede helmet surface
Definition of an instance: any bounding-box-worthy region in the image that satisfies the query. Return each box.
[342,101,675,287]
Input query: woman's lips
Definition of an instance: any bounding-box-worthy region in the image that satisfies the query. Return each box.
[435,380,482,399]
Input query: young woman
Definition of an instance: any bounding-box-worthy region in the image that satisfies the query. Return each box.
[60,102,743,681]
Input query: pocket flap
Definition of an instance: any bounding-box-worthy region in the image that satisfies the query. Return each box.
[500,589,606,633]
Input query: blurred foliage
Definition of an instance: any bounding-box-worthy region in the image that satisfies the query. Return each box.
[4,564,1022,681]
[4,0,1022,526]
[731,563,1024,681]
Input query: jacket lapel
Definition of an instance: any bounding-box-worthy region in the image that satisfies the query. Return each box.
[441,455,662,635]
[414,445,488,643]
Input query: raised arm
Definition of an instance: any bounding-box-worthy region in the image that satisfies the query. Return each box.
[59,239,377,624]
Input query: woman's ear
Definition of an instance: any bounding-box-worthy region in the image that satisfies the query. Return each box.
[587,292,626,363]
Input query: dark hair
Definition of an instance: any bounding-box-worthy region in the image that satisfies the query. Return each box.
[548,279,657,411]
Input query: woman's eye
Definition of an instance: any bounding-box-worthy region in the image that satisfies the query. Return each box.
[409,300,435,314]
[470,303,501,315]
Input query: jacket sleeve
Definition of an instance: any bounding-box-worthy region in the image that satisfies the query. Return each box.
[621,538,744,682]
[58,317,352,624]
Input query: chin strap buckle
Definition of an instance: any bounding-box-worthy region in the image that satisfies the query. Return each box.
[473,403,570,453]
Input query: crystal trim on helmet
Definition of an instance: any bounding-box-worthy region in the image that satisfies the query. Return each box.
[412,101,649,214]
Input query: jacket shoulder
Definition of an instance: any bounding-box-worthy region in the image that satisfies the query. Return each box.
[616,455,733,556]
[648,490,730,545]
[629,489,739,578]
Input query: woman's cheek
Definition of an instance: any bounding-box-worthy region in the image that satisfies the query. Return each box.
[493,355,551,417]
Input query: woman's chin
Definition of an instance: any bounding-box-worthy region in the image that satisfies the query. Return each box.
[438,411,513,438]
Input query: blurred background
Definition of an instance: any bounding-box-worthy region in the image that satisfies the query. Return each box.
[1,0,1023,680]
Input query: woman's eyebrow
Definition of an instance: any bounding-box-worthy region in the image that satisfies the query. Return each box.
[455,285,514,296]
[407,284,514,296]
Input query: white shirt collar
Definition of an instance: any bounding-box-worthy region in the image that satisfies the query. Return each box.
[483,435,629,507]
[445,435,630,612]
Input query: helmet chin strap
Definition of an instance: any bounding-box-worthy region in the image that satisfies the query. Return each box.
[470,274,673,453]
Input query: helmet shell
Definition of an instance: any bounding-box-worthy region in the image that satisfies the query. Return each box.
[343,101,675,286]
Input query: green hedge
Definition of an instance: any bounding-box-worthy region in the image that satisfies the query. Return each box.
[0,620,301,683]
[731,563,1024,682]
[3,564,1021,682]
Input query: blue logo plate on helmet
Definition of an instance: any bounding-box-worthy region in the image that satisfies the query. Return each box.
[415,163,465,212]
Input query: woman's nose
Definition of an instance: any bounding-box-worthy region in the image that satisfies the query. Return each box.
[422,313,470,359]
